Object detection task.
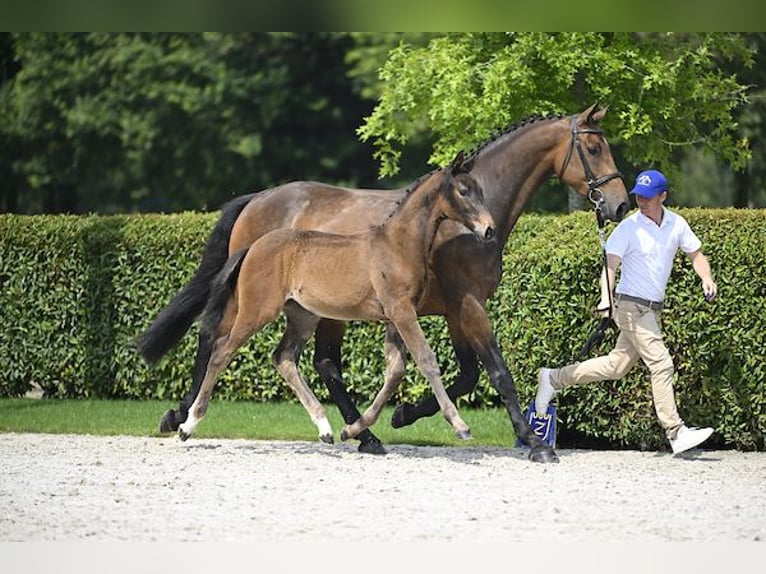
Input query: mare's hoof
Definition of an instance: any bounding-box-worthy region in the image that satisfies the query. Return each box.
[178,428,191,442]
[319,433,334,445]
[391,403,416,429]
[158,409,180,433]
[358,438,387,455]
[455,429,473,441]
[529,445,559,463]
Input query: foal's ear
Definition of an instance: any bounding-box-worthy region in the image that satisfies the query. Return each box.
[449,150,473,174]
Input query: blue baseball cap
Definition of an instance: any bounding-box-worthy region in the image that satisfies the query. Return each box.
[630,170,668,198]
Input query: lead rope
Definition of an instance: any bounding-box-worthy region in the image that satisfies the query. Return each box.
[574,196,615,361]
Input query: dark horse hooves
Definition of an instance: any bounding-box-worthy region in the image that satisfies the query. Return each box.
[391,402,416,429]
[358,437,387,455]
[455,429,473,441]
[529,444,560,463]
[159,409,181,433]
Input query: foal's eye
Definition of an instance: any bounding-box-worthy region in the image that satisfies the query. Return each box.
[458,184,469,197]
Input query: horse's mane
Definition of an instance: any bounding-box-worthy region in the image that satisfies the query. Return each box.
[385,112,567,221]
[464,112,566,163]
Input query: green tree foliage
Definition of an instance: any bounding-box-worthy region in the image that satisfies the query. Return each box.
[1,33,383,213]
[358,33,754,185]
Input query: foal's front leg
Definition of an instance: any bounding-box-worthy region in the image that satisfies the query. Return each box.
[391,305,471,439]
[340,323,407,441]
[391,315,479,428]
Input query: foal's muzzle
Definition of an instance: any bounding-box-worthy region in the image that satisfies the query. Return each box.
[484,227,495,242]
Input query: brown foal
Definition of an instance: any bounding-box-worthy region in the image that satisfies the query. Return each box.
[177,152,496,442]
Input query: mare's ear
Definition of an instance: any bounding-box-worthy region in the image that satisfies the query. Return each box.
[449,150,466,175]
[582,102,607,126]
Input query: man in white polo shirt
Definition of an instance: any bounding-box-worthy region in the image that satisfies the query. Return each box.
[536,169,717,455]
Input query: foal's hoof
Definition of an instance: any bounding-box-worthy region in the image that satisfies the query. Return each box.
[339,428,351,442]
[391,403,416,429]
[529,445,560,463]
[358,437,387,455]
[319,433,334,445]
[178,428,191,442]
[455,429,473,441]
[158,409,180,433]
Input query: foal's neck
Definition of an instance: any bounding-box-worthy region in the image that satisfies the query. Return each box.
[382,173,447,256]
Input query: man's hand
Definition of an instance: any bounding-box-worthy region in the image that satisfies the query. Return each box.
[595,299,614,318]
[703,279,717,302]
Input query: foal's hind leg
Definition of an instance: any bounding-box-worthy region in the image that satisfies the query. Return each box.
[159,327,218,433]
[341,323,407,441]
[273,302,333,444]
[179,290,283,440]
[314,319,386,455]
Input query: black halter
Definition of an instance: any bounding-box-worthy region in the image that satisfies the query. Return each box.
[557,115,623,218]
[557,115,622,355]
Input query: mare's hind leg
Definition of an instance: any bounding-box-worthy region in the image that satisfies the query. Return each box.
[341,324,407,441]
[314,319,386,455]
[273,302,333,444]
[391,315,479,429]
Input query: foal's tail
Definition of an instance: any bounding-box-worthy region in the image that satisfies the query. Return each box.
[199,248,249,338]
[137,193,256,365]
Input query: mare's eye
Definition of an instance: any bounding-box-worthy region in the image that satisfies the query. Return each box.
[587,144,600,156]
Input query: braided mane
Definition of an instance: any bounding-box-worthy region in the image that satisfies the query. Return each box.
[386,112,567,221]
[464,112,566,163]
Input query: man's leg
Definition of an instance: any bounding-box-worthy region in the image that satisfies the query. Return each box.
[626,308,684,439]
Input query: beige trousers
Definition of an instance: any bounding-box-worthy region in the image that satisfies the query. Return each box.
[549,301,684,439]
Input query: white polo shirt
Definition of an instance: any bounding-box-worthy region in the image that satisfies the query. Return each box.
[606,207,701,302]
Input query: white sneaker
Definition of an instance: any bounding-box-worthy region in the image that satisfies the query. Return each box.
[669,425,713,455]
[535,368,559,416]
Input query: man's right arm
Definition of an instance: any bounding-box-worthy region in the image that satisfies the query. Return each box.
[597,254,621,316]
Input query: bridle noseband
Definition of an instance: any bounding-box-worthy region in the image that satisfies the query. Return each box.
[557,115,623,217]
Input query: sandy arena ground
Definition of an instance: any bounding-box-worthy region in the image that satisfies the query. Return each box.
[1,432,764,542]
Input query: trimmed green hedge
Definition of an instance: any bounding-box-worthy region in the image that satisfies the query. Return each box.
[1,209,764,450]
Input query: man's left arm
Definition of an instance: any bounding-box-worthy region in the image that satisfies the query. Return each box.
[686,250,718,301]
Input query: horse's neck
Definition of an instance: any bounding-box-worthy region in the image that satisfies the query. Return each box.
[381,180,444,260]
[473,122,559,243]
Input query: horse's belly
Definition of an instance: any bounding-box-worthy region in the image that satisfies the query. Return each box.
[293,290,385,322]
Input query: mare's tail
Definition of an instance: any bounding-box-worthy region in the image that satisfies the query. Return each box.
[137,193,256,365]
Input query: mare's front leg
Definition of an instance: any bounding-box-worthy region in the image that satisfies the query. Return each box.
[341,323,407,441]
[313,319,386,454]
[273,302,333,444]
[455,296,558,463]
[391,316,479,429]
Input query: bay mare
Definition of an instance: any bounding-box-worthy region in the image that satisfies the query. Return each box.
[139,104,629,463]
[177,153,496,443]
